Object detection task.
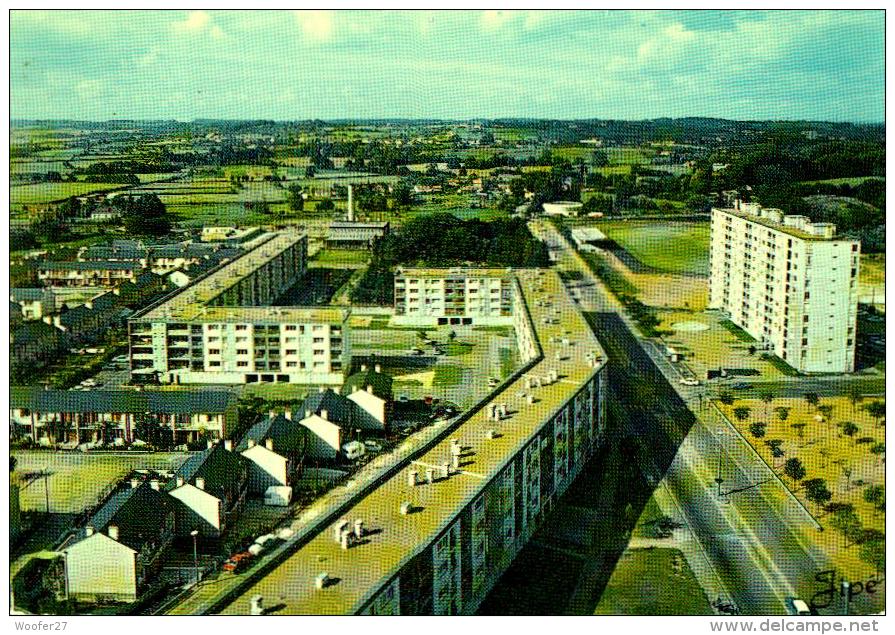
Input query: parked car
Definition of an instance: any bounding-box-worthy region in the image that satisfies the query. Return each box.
[364,440,384,453]
[679,377,700,386]
[342,440,366,460]
[223,552,253,573]
[732,382,753,390]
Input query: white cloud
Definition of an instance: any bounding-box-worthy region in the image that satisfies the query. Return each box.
[294,10,334,42]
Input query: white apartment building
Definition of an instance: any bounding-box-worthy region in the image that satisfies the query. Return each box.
[393,267,515,326]
[709,202,860,373]
[128,231,350,385]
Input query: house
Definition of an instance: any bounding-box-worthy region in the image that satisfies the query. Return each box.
[37,260,144,288]
[10,321,65,370]
[343,363,393,430]
[64,478,175,603]
[10,288,56,320]
[325,221,390,250]
[9,388,239,445]
[297,387,384,461]
[237,412,307,494]
[166,443,249,538]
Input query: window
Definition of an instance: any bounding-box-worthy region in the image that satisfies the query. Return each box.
[285,325,297,331]
[236,325,247,331]
[285,349,297,355]
[237,361,248,367]
[209,349,220,355]
[286,361,297,368]
[237,349,248,355]
[313,337,324,343]
[209,361,221,367]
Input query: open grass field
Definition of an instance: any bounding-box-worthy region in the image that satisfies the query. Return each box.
[10,181,127,207]
[717,396,886,578]
[800,176,885,187]
[603,146,655,165]
[310,248,371,268]
[596,220,711,275]
[594,548,713,615]
[11,451,189,513]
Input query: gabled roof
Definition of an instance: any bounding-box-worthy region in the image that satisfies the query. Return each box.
[300,389,381,431]
[81,480,173,552]
[58,306,93,327]
[167,444,248,499]
[9,387,237,415]
[10,288,50,302]
[236,413,307,454]
[343,368,393,401]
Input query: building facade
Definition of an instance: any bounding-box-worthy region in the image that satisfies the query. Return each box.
[393,268,515,326]
[128,231,351,385]
[709,202,860,373]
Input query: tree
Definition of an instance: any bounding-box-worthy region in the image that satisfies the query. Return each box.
[839,421,859,437]
[749,421,767,438]
[784,457,806,483]
[803,478,832,510]
[863,401,885,426]
[860,539,885,577]
[317,197,335,211]
[133,414,174,450]
[791,422,807,441]
[287,185,305,211]
[817,404,833,421]
[732,406,751,422]
[805,392,820,412]
[843,466,853,491]
[118,194,171,236]
[775,406,791,423]
[718,391,735,406]
[847,386,864,415]
[46,418,73,447]
[869,442,885,458]
[759,390,774,417]
[863,484,885,510]
[829,507,863,547]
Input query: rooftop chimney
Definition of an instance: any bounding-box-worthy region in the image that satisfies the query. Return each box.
[305,409,312,419]
[284,409,292,421]
[108,525,119,541]
[320,409,328,421]
[374,364,381,374]
[176,476,185,487]
[206,439,214,449]
[195,477,205,490]
[360,364,367,372]
[265,438,274,451]
[150,479,160,491]
[347,185,355,222]
[130,478,141,489]
[268,410,277,419]
[224,439,233,452]
[366,385,374,394]
[85,525,95,536]
[247,439,256,449]
[318,386,325,393]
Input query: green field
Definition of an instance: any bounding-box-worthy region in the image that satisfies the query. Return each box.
[800,176,885,186]
[597,220,711,275]
[594,548,713,615]
[10,182,126,207]
[311,248,371,267]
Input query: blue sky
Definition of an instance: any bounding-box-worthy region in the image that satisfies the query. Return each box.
[10,10,885,122]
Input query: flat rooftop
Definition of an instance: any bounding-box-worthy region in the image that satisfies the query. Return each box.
[136,231,312,322]
[395,267,515,279]
[219,268,605,615]
[713,207,848,242]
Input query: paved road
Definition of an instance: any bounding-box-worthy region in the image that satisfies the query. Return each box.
[511,220,884,616]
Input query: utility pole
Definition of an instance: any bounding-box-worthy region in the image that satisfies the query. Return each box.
[191,529,200,587]
[715,438,724,497]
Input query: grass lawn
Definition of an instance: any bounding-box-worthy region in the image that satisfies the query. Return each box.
[433,364,464,388]
[11,452,189,513]
[594,548,713,615]
[799,176,885,186]
[717,396,886,579]
[596,220,711,275]
[310,248,371,268]
[719,319,757,343]
[860,254,885,286]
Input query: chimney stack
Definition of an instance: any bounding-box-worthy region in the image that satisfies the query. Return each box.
[366,384,374,394]
[268,410,277,419]
[361,364,367,372]
[247,439,256,449]
[176,476,185,487]
[318,386,325,393]
[284,409,292,421]
[130,478,141,489]
[265,438,274,451]
[85,525,95,536]
[196,477,205,490]
[150,479,160,491]
[320,409,328,421]
[347,185,354,222]
[206,439,214,449]
[224,439,233,452]
[374,364,381,373]
[108,525,119,541]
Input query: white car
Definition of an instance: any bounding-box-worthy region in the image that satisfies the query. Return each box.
[679,377,700,386]
[786,598,811,616]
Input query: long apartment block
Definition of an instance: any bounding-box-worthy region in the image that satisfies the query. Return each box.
[128,231,350,385]
[219,268,607,615]
[709,202,860,373]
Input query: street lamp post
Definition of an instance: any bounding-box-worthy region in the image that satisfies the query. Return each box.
[190,529,199,587]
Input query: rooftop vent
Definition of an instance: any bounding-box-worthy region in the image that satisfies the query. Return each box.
[400,501,413,515]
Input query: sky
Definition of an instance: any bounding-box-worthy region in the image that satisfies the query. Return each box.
[9,9,886,122]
